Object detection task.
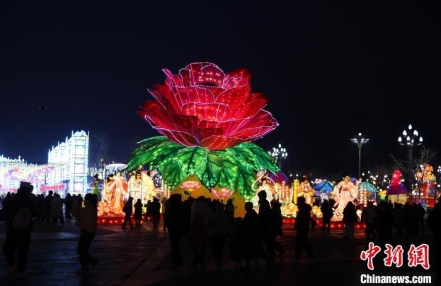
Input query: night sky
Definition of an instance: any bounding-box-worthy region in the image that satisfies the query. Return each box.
[1,2,440,177]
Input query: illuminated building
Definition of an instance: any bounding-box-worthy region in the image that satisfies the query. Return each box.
[0,130,89,197]
[45,130,89,197]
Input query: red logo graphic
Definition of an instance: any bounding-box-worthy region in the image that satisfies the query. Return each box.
[361,243,430,270]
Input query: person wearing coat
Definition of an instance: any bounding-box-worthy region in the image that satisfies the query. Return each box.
[51,193,65,225]
[188,196,212,268]
[343,201,358,240]
[73,193,99,274]
[208,202,231,266]
[164,194,186,269]
[3,184,38,278]
[122,197,135,230]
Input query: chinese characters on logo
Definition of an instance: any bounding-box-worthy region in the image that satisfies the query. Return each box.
[360,242,430,270]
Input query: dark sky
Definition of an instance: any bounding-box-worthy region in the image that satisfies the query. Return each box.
[1,1,440,176]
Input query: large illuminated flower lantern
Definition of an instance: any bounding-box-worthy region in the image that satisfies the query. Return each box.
[127,62,279,198]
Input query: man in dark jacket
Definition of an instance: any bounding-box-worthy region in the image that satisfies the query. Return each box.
[294,196,314,262]
[3,183,38,278]
[150,197,161,228]
[164,194,186,269]
[122,197,135,229]
[44,190,54,223]
[257,190,276,259]
[320,199,333,234]
[426,203,440,273]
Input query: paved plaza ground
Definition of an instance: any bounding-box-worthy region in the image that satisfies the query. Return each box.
[0,218,438,286]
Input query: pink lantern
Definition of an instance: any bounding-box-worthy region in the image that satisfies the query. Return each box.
[211,187,234,198]
[181,180,200,191]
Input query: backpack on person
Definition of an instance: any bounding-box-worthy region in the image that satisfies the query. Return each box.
[12,207,33,231]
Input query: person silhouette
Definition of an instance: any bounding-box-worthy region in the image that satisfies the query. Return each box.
[122,197,135,229]
[320,199,333,234]
[294,196,314,262]
[3,184,38,278]
[134,198,143,228]
[73,193,99,274]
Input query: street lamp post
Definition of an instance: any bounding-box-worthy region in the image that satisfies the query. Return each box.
[88,158,107,180]
[398,124,423,202]
[268,143,288,170]
[351,133,369,180]
[436,166,441,203]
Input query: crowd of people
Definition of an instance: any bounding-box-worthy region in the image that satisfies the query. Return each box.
[359,201,429,240]
[0,183,100,277]
[1,182,439,277]
[163,191,285,270]
[1,189,76,226]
